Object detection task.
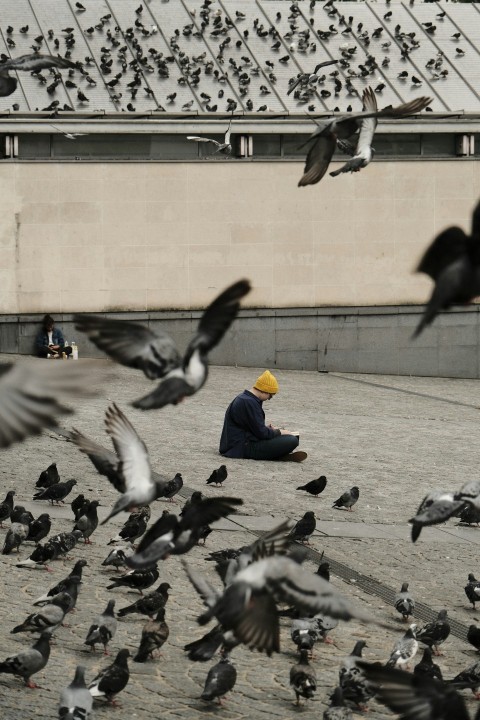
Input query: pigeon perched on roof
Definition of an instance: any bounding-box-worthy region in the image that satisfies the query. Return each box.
[201,655,237,703]
[0,630,52,687]
[417,610,450,655]
[107,565,159,595]
[339,640,375,710]
[414,647,443,682]
[290,649,317,705]
[185,554,392,655]
[11,591,72,634]
[85,600,117,655]
[2,512,31,554]
[0,490,15,527]
[36,463,60,489]
[394,582,415,622]
[358,662,473,720]
[414,199,480,338]
[289,511,316,544]
[74,279,251,410]
[33,479,77,506]
[26,514,51,544]
[58,665,93,720]
[118,582,170,618]
[126,496,243,568]
[88,649,130,706]
[333,487,359,511]
[133,607,169,662]
[297,476,327,497]
[206,465,228,487]
[73,500,100,543]
[298,89,431,186]
[465,574,480,609]
[70,404,166,524]
[161,472,183,502]
[187,114,233,156]
[387,625,418,669]
[0,54,77,97]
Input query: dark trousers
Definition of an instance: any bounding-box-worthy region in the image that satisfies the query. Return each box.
[38,346,72,358]
[244,434,299,461]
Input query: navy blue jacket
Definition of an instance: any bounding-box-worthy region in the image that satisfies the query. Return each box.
[36,327,65,353]
[219,390,280,458]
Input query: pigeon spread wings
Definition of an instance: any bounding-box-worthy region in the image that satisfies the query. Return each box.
[104,404,153,498]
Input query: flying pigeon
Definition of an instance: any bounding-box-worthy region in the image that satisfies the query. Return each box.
[0,54,77,97]
[413,199,480,337]
[0,630,52,688]
[74,279,251,410]
[88,649,130,706]
[187,114,233,155]
[333,486,359,511]
[200,655,237,703]
[58,665,93,719]
[296,476,327,497]
[298,89,431,186]
[133,607,169,662]
[290,649,316,705]
[410,479,480,542]
[330,88,379,177]
[85,600,117,654]
[394,582,415,622]
[185,554,392,655]
[70,404,166,524]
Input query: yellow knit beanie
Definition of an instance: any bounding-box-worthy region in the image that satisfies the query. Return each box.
[254,370,279,394]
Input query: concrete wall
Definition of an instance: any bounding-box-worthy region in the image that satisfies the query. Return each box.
[6,304,480,379]
[0,158,478,314]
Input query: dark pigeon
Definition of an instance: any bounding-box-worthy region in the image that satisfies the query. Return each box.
[289,511,316,544]
[73,500,100,543]
[107,566,159,595]
[465,574,480,609]
[118,582,170,618]
[467,625,480,653]
[417,610,450,655]
[71,493,90,522]
[2,513,31,554]
[85,600,117,654]
[414,647,443,682]
[201,656,237,703]
[161,472,183,502]
[26,514,51,544]
[133,607,169,662]
[297,476,327,496]
[394,582,415,622]
[36,463,60,489]
[206,465,228,486]
[339,640,375,710]
[88,648,130,706]
[34,560,87,603]
[290,649,316,705]
[33,479,77,505]
[0,490,15,527]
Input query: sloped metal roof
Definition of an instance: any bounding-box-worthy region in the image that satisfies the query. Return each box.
[0,0,478,119]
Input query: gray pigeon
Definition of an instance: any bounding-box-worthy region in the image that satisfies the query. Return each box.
[161,472,183,502]
[133,607,169,662]
[88,648,130,706]
[102,547,132,571]
[0,54,77,97]
[73,500,100,543]
[0,630,52,687]
[85,600,117,654]
[185,554,391,655]
[330,89,378,177]
[187,115,233,156]
[417,609,450,655]
[394,582,415,622]
[11,592,72,634]
[70,404,166,524]
[58,665,93,719]
[2,512,30,554]
[333,487,359,511]
[290,649,317,705]
[201,655,237,703]
[339,640,375,710]
[324,687,353,719]
[387,624,418,669]
[74,280,251,410]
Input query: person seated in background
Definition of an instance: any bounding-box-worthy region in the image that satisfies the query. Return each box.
[36,314,72,359]
[219,370,307,462]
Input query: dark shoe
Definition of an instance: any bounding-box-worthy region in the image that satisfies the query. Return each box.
[281,451,307,463]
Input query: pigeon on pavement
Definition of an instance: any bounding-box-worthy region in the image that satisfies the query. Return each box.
[70,404,166,524]
[449,659,480,699]
[417,610,450,655]
[333,487,359,511]
[289,511,316,544]
[36,463,60,489]
[206,465,228,487]
[465,574,480,609]
[290,649,317,705]
[467,624,480,652]
[2,512,31,554]
[34,560,87,604]
[201,655,237,703]
[107,566,159,594]
[324,687,353,719]
[73,500,100,543]
[12,592,72,634]
[394,582,415,622]
[58,665,93,719]
[0,490,15,527]
[102,547,132,572]
[74,279,251,409]
[387,624,418,669]
[339,640,375,710]
[85,600,117,654]
[88,649,130,706]
[118,582,170,618]
[161,472,183,502]
[108,506,150,545]
[0,630,52,688]
[71,494,90,522]
[133,607,169,662]
[33,479,77,505]
[297,476,327,497]
[414,647,443,682]
[26,514,51,544]
[414,199,480,337]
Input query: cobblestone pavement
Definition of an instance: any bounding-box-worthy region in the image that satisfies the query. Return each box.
[0,355,480,719]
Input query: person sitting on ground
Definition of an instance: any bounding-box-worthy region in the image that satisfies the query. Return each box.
[219,370,307,462]
[35,314,72,359]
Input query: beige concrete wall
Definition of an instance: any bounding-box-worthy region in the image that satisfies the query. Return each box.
[0,159,478,314]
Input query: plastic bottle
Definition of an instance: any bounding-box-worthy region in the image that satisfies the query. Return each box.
[72,341,78,360]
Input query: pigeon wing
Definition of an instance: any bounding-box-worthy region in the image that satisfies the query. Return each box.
[104,404,153,498]
[224,115,233,145]
[234,593,280,655]
[179,497,243,531]
[132,375,195,410]
[416,227,469,281]
[69,428,123,491]
[74,314,181,380]
[356,86,378,152]
[298,133,336,187]
[1,54,77,72]
[183,561,220,609]
[186,136,221,147]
